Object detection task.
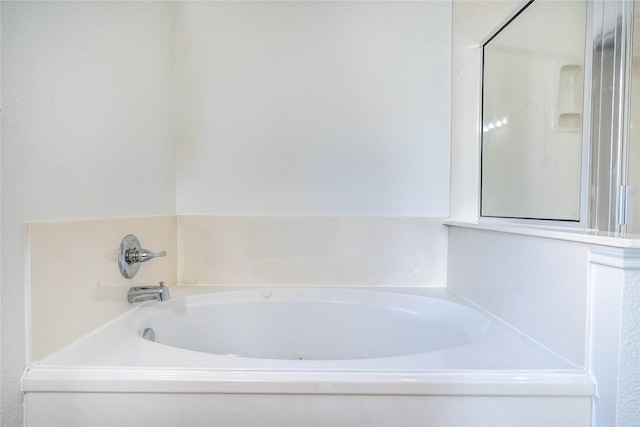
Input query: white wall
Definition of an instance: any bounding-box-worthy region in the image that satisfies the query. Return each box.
[1,2,175,425]
[175,1,451,216]
[589,249,640,426]
[617,267,640,425]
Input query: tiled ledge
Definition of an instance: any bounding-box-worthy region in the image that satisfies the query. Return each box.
[444,220,640,249]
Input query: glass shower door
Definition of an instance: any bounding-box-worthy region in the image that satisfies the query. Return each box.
[625,0,640,235]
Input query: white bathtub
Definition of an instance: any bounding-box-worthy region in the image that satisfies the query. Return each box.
[24,287,593,426]
[136,287,491,361]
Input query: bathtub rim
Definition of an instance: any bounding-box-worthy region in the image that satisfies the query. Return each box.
[23,366,594,397]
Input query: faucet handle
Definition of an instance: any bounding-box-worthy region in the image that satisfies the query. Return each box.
[118,234,166,279]
[133,249,166,263]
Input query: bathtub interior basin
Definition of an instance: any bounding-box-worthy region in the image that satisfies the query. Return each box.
[132,288,491,360]
[30,286,582,373]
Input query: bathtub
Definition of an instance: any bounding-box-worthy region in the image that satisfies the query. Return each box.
[24,286,593,426]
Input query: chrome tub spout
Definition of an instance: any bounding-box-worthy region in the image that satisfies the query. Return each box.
[127,281,170,303]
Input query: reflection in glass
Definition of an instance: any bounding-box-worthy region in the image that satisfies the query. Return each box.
[481,0,587,221]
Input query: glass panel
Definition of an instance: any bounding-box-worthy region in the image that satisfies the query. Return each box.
[626,0,640,234]
[481,0,587,221]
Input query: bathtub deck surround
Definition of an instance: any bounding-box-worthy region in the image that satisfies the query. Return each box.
[27,216,448,362]
[176,216,448,287]
[24,286,593,427]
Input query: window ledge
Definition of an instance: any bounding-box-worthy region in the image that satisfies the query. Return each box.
[444,220,640,249]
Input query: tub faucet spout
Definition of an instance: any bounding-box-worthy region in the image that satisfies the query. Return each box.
[127,281,170,303]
